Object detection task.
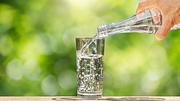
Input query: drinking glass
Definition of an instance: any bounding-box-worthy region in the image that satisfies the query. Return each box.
[76,37,105,97]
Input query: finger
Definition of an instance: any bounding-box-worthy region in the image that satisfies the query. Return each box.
[151,8,161,24]
[136,0,157,14]
[155,17,172,40]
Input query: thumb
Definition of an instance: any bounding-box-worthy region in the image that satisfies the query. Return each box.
[155,17,172,40]
[136,0,157,14]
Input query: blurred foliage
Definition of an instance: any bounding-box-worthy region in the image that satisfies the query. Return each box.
[0,0,180,96]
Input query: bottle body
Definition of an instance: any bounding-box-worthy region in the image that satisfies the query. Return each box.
[97,9,180,38]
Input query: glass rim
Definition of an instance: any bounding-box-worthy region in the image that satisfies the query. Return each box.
[76,37,93,40]
[75,37,104,40]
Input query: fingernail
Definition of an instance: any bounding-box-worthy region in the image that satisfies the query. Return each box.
[155,34,164,40]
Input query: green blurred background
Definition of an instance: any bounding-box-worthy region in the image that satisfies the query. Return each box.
[0,0,180,96]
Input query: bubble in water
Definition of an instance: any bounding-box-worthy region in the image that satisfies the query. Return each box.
[77,54,103,95]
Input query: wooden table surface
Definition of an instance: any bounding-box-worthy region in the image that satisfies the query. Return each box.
[0,96,180,101]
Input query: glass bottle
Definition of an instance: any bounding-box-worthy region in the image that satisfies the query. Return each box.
[97,9,180,38]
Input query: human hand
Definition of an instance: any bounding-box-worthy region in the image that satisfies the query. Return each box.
[137,0,180,40]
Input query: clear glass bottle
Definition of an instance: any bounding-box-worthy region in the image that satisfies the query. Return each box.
[97,9,180,38]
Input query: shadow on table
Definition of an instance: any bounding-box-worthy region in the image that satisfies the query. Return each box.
[52,97,165,101]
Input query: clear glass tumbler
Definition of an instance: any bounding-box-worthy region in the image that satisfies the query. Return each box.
[76,38,105,97]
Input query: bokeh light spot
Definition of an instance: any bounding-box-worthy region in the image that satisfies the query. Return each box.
[41,75,59,95]
[6,59,23,80]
